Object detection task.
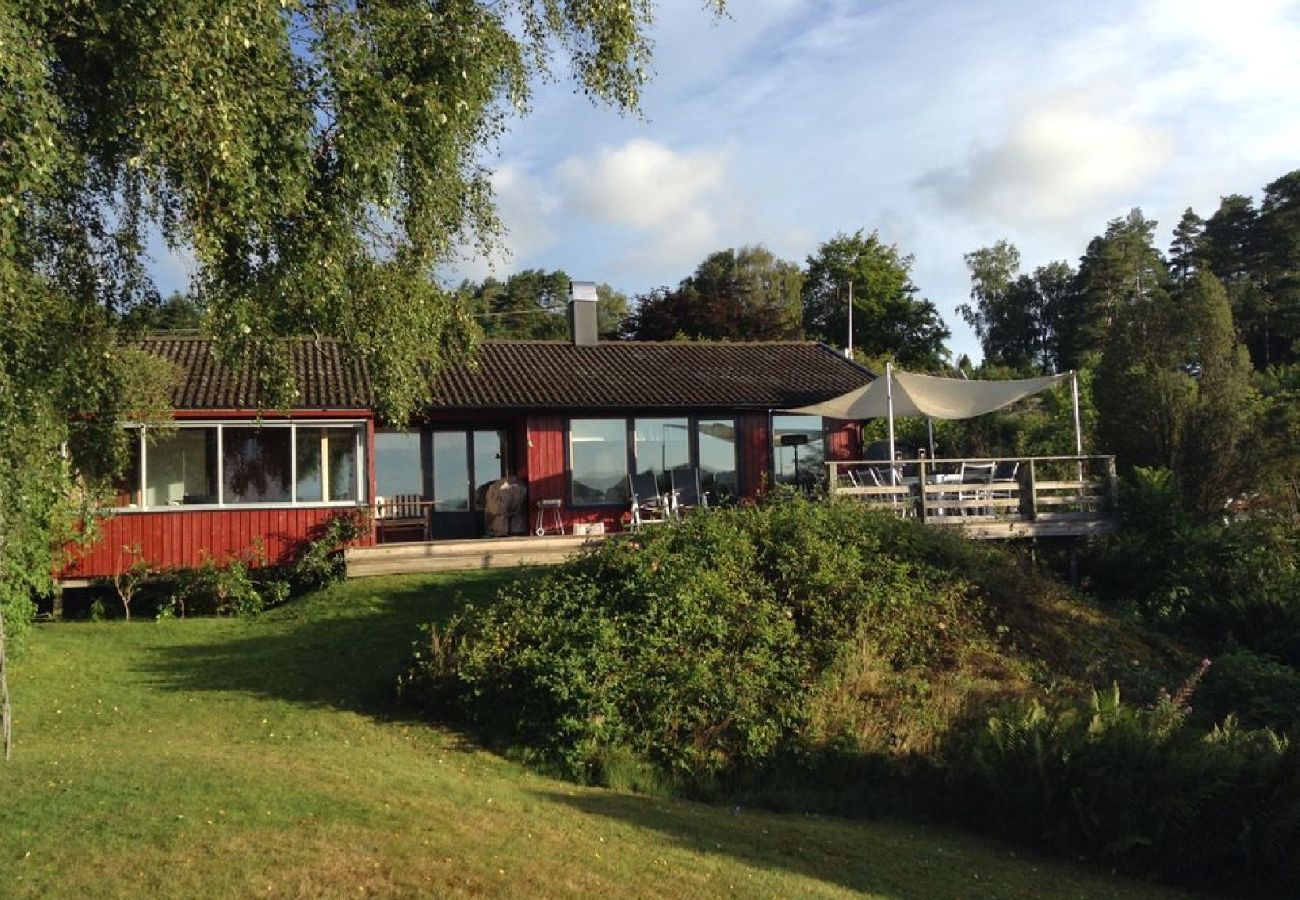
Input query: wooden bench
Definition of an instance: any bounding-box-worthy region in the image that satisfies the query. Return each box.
[374,494,430,543]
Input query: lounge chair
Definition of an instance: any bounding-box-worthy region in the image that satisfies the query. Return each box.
[628,472,672,529]
[670,468,708,518]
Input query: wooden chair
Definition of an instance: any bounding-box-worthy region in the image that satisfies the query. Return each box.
[374,493,429,542]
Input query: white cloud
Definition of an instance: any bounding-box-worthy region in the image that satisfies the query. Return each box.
[556,139,728,228]
[450,164,559,281]
[917,93,1175,228]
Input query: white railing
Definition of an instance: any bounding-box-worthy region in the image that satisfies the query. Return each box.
[827,455,1118,527]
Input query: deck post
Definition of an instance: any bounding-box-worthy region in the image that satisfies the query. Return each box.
[1105,456,1119,512]
[917,457,927,522]
[1020,459,1038,522]
[828,462,839,496]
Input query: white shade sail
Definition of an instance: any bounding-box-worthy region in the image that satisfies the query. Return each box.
[789,370,1069,421]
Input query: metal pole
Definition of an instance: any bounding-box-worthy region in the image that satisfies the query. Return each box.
[1070,370,1083,455]
[886,362,896,486]
[846,280,854,359]
[927,418,935,459]
[1071,370,1084,483]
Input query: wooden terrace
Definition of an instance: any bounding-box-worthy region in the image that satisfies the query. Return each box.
[827,454,1118,539]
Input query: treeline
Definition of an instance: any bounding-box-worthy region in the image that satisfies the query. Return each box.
[960,170,1300,374]
[456,231,951,369]
[956,169,1300,518]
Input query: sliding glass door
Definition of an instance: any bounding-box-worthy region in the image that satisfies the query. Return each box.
[430,429,506,538]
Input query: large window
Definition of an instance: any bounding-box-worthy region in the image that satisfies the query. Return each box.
[633,417,690,492]
[121,421,365,509]
[696,418,739,502]
[224,427,292,503]
[772,415,825,490]
[145,428,218,506]
[375,431,423,498]
[568,416,739,506]
[570,418,630,504]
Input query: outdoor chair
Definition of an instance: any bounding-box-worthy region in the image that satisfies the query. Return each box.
[627,472,672,529]
[958,462,996,516]
[374,493,429,542]
[990,461,1020,507]
[670,467,709,518]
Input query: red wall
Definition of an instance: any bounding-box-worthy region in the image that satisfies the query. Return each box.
[825,418,861,461]
[738,413,770,499]
[59,506,374,581]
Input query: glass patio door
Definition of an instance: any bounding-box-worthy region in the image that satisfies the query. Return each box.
[430,429,506,538]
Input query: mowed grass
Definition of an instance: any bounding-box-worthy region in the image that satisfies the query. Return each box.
[1,572,1196,900]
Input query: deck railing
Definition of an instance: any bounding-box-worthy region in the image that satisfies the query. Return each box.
[827,455,1118,538]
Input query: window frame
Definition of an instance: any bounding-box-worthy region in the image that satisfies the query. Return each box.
[114,419,368,512]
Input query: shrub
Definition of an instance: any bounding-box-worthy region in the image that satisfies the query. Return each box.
[403,499,1037,785]
[168,549,287,618]
[1196,649,1300,733]
[958,681,1300,893]
[291,509,371,590]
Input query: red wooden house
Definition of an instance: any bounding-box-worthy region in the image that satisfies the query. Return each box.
[59,294,871,583]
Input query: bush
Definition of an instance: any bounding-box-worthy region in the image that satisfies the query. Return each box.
[1196,649,1300,733]
[958,682,1300,893]
[167,550,287,618]
[402,498,1053,785]
[1090,470,1300,660]
[291,509,371,591]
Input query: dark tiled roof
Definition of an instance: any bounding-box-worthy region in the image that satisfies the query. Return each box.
[427,341,873,411]
[139,337,872,413]
[137,337,374,409]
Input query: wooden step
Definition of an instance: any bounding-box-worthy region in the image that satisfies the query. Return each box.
[345,534,610,576]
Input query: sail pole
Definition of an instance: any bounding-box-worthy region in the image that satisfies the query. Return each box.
[886,362,896,485]
[1071,370,1083,454]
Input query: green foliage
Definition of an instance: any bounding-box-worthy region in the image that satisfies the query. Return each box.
[959,682,1300,892]
[402,499,1056,786]
[1058,208,1170,371]
[624,245,804,341]
[291,508,372,591]
[1092,489,1300,661]
[1,0,715,660]
[1095,272,1254,514]
[1196,649,1300,733]
[169,551,287,619]
[461,270,630,341]
[802,230,949,368]
[958,240,1072,372]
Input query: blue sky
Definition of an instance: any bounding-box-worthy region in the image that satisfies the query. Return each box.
[155,0,1300,361]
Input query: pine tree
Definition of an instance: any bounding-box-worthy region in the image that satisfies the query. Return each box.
[1057,209,1169,370]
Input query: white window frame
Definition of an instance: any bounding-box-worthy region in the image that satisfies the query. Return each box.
[115,419,368,512]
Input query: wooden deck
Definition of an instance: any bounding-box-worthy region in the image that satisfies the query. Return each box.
[345,533,609,577]
[827,455,1118,540]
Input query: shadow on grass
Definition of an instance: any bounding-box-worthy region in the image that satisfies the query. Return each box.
[134,569,518,718]
[534,786,1063,900]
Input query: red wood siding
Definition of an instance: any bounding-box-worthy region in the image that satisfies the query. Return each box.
[526,415,566,504]
[738,413,770,499]
[59,507,374,581]
[825,418,861,461]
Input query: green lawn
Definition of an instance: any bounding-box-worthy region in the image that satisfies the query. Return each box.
[1,572,1195,899]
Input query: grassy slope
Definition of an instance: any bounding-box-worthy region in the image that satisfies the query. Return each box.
[0,572,1194,900]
